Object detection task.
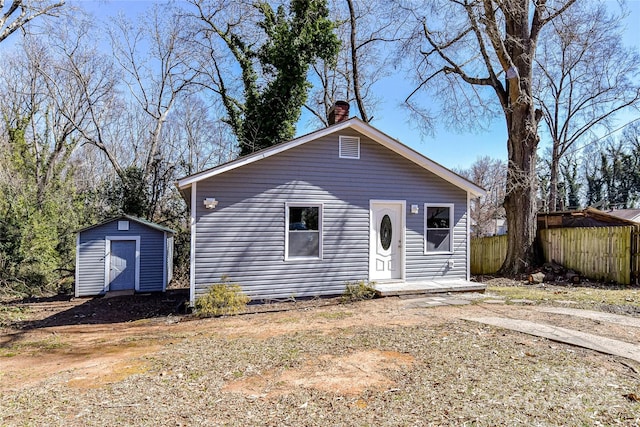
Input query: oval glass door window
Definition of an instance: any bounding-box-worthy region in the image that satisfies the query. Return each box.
[380,214,392,250]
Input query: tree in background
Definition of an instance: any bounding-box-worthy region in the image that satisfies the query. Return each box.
[403,0,576,274]
[534,1,640,212]
[305,0,399,125]
[538,150,581,211]
[0,0,64,42]
[558,156,581,210]
[0,30,96,292]
[456,157,507,238]
[103,5,200,219]
[190,0,339,155]
[583,125,640,210]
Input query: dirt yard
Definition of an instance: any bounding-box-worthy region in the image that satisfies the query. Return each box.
[1,282,640,426]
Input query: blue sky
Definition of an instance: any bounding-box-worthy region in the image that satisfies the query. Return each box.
[71,0,640,170]
[353,0,640,170]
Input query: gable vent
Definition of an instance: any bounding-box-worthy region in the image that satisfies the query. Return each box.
[339,136,360,159]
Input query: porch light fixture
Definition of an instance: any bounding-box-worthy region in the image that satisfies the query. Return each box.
[411,204,419,214]
[203,198,218,209]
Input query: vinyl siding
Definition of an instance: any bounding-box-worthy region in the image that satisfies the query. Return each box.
[194,128,468,300]
[76,219,170,296]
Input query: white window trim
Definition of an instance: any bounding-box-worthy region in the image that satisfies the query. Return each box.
[424,203,454,254]
[285,202,324,261]
[339,135,360,159]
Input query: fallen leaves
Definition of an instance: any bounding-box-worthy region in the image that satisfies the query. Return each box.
[623,393,640,402]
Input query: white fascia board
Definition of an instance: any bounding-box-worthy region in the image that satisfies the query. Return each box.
[176,120,355,190]
[176,117,486,198]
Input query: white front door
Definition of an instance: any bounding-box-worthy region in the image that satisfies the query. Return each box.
[370,202,404,280]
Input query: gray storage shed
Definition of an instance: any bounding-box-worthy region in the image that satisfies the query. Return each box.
[75,215,175,297]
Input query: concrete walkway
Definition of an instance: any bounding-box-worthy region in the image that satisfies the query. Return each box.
[393,293,640,363]
[464,316,640,363]
[538,307,640,329]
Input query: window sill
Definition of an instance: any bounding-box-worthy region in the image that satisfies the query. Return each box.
[285,256,323,262]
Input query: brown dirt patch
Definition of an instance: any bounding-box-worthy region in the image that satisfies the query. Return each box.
[2,287,640,425]
[1,294,638,395]
[222,350,415,398]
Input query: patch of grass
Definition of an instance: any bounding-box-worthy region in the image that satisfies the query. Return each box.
[6,336,70,353]
[315,311,354,320]
[488,286,640,308]
[341,280,377,303]
[195,282,250,317]
[0,305,30,327]
[275,316,300,324]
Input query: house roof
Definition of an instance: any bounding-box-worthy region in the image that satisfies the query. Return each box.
[176,117,486,198]
[605,209,640,222]
[76,214,175,234]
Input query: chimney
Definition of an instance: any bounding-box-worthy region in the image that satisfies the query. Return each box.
[327,101,350,125]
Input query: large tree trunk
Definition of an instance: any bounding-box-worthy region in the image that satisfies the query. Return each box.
[548,144,560,211]
[498,1,542,275]
[411,0,577,274]
[500,122,539,275]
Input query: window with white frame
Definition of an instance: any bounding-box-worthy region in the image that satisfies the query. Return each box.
[286,203,322,259]
[424,204,454,253]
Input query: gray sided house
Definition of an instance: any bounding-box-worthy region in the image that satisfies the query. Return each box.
[75,215,175,297]
[177,116,485,304]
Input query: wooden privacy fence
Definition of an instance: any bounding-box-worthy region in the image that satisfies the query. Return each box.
[471,226,640,284]
[539,227,634,284]
[470,235,507,275]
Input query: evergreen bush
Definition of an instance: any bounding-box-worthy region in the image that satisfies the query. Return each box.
[341,280,377,303]
[195,282,250,317]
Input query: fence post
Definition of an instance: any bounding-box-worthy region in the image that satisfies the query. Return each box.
[632,226,640,285]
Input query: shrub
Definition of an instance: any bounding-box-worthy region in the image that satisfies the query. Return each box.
[341,280,377,303]
[195,283,250,317]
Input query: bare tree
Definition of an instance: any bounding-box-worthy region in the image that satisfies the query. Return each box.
[165,95,236,177]
[0,0,64,42]
[534,1,640,212]
[0,16,113,207]
[109,5,199,181]
[456,157,507,237]
[403,0,576,274]
[306,0,401,125]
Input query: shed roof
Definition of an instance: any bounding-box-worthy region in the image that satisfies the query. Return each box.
[605,209,640,222]
[176,117,486,198]
[76,214,175,234]
[537,207,639,229]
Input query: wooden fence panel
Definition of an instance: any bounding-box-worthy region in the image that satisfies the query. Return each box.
[470,235,507,275]
[539,227,632,284]
[632,227,640,285]
[471,226,639,283]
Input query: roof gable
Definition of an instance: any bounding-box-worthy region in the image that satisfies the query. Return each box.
[77,214,175,234]
[176,118,485,197]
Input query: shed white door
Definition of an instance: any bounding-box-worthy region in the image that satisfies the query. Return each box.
[370,202,404,280]
[109,240,136,291]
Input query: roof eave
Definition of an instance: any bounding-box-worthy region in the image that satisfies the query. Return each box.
[176,117,486,197]
[347,120,486,197]
[176,119,355,190]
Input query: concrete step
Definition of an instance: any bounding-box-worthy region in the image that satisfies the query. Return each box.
[374,280,486,297]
